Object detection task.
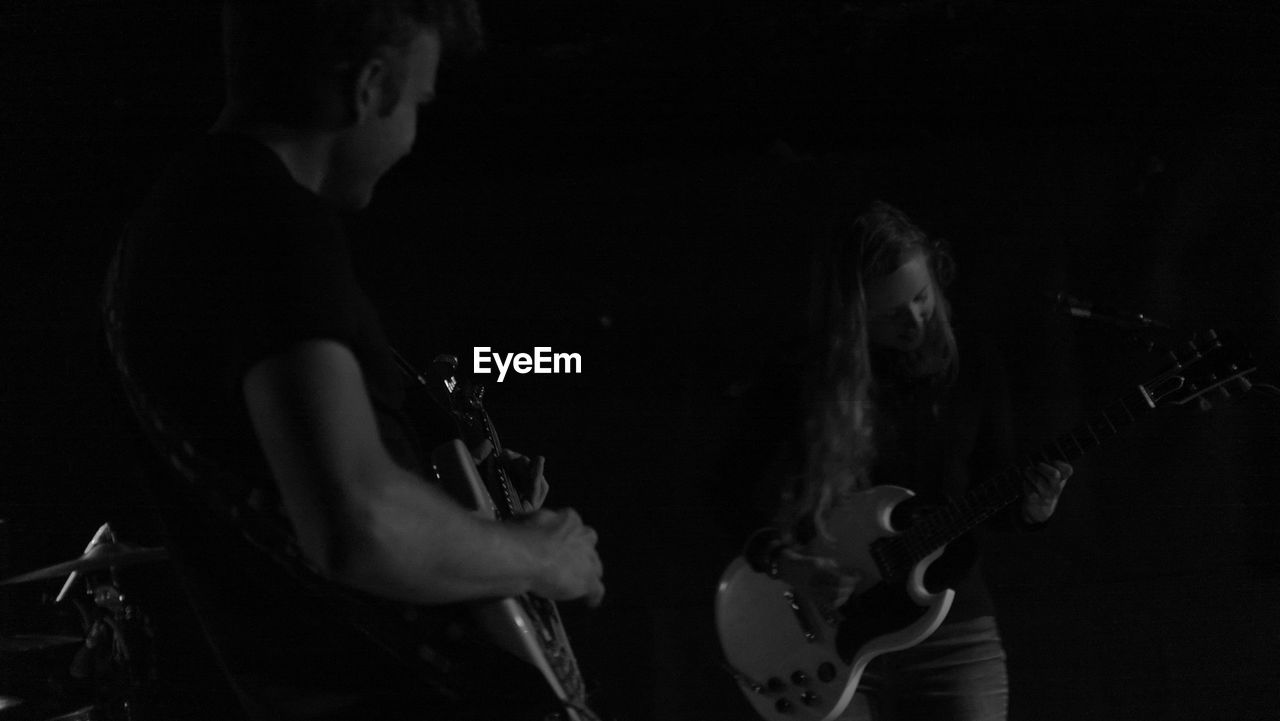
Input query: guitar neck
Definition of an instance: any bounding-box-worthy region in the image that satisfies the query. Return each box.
[471,403,527,520]
[886,384,1158,571]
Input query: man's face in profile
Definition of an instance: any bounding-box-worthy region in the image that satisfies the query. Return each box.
[326,28,441,210]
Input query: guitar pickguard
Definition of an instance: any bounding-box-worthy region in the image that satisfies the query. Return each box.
[716,485,954,721]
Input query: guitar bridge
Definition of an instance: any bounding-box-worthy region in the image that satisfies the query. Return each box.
[783,589,819,642]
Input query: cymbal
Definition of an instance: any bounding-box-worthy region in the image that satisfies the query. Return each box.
[0,634,82,654]
[0,543,169,585]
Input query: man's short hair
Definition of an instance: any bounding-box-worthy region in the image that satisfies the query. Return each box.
[222,0,482,123]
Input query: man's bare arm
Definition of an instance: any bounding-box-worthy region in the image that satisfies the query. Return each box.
[243,339,604,606]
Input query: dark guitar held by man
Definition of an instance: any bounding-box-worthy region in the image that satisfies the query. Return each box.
[101,2,605,720]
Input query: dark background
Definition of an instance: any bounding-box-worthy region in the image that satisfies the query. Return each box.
[3,1,1280,719]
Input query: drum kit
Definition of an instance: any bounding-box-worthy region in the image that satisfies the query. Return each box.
[0,523,169,721]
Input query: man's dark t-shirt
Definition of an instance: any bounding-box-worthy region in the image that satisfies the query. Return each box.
[103,134,548,720]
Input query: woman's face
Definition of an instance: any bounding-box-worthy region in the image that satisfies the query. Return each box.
[864,253,937,352]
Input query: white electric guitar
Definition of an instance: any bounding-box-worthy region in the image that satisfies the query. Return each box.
[716,331,1255,721]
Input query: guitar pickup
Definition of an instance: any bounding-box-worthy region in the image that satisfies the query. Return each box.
[783,589,819,642]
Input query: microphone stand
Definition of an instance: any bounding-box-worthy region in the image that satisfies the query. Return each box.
[1046,290,1185,355]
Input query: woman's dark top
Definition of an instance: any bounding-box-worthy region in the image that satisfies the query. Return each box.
[720,328,1020,622]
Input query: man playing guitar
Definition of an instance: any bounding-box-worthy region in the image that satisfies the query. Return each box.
[102,2,603,719]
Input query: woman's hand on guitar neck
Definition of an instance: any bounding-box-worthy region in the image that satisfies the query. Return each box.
[1021,461,1072,525]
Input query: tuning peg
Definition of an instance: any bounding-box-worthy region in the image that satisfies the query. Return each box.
[1236,377,1253,394]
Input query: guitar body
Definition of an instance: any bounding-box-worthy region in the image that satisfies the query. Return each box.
[431,439,594,721]
[716,485,954,721]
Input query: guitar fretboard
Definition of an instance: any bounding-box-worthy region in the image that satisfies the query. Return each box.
[877,385,1156,579]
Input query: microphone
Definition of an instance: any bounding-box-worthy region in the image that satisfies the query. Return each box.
[1048,291,1172,329]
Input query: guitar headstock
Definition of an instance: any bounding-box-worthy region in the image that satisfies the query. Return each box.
[428,353,486,414]
[1141,330,1257,410]
[425,354,499,448]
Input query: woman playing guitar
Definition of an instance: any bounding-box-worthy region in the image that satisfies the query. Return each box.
[727,200,1071,721]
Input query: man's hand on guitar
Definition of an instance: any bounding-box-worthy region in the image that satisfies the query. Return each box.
[1021,460,1072,524]
[523,508,605,607]
[472,440,550,511]
[503,449,549,511]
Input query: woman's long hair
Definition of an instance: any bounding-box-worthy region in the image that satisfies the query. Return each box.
[785,201,957,540]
